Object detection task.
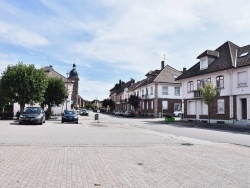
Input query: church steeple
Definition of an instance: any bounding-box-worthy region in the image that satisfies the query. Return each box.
[69,63,78,78]
[68,63,79,109]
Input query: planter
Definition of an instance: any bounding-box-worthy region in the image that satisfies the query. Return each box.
[165,117,175,122]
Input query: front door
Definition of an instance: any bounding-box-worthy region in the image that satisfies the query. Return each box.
[241,98,247,119]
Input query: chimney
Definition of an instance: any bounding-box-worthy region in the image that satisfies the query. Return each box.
[49,65,53,73]
[183,67,186,72]
[119,79,122,86]
[161,61,164,70]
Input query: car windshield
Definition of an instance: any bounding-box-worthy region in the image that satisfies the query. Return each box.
[23,108,41,114]
[64,111,76,115]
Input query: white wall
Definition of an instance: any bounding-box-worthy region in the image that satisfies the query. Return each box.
[13,82,74,116]
[157,83,182,99]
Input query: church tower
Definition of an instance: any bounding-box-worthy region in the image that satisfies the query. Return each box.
[68,63,79,109]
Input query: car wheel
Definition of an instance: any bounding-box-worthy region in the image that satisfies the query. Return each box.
[61,121,64,123]
[39,120,43,125]
[19,122,22,125]
[75,122,78,124]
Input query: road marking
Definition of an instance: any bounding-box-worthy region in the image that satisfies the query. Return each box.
[83,124,88,128]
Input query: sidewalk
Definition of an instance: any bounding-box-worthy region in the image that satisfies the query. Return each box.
[162,118,250,133]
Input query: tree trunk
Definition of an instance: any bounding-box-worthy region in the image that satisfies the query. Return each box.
[20,103,25,112]
[208,104,210,124]
[48,104,52,119]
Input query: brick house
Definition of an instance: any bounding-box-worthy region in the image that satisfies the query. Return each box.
[176,41,250,124]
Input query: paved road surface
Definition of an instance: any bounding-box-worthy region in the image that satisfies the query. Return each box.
[0,112,250,188]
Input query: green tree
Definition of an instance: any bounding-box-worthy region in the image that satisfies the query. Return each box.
[42,77,67,117]
[85,102,92,109]
[1,62,48,112]
[102,98,113,108]
[128,94,141,114]
[200,82,220,123]
[0,81,10,112]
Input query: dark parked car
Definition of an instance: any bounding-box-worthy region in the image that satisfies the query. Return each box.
[19,107,45,125]
[100,108,106,113]
[123,110,134,117]
[80,109,89,116]
[62,110,78,124]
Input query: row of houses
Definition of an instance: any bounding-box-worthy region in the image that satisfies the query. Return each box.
[109,62,183,117]
[109,41,250,124]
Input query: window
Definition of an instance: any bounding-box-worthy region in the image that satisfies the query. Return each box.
[238,71,247,87]
[197,78,210,89]
[142,102,144,109]
[162,101,168,109]
[187,81,194,92]
[188,101,196,115]
[200,58,208,69]
[217,99,225,114]
[201,101,208,115]
[150,87,153,95]
[142,89,144,97]
[175,87,180,96]
[162,86,168,95]
[174,103,181,111]
[151,101,154,109]
[146,101,148,109]
[216,76,224,88]
[137,91,139,96]
[197,80,201,89]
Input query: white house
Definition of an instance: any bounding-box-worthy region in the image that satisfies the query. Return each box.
[176,41,250,124]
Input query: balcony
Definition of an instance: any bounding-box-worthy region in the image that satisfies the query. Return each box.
[141,95,148,100]
[120,98,128,103]
[194,90,202,98]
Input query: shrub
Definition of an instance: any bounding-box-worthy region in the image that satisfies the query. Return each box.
[0,112,14,119]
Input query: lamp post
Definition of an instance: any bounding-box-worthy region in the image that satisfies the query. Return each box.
[66,72,69,111]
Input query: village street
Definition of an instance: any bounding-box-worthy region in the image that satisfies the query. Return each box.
[0,112,250,188]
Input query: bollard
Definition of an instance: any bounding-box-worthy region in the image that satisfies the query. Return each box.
[95,114,99,122]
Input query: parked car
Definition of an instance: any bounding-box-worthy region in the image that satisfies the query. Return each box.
[76,109,81,115]
[62,110,78,124]
[100,108,106,113]
[114,110,121,116]
[80,109,89,116]
[19,107,45,125]
[118,111,125,116]
[173,109,183,117]
[123,110,134,117]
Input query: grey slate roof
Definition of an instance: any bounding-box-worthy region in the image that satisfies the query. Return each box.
[175,41,248,80]
[197,50,219,59]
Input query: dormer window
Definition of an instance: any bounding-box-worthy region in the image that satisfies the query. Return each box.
[200,57,208,70]
[197,50,219,70]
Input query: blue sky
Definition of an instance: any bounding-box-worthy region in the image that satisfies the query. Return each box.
[0,0,250,101]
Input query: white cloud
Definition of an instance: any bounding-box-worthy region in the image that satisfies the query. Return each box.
[78,77,114,101]
[0,21,49,48]
[1,0,250,100]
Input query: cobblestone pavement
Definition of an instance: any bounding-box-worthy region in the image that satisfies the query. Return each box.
[0,115,250,188]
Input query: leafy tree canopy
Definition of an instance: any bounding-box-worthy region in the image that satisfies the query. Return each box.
[0,81,10,112]
[128,94,141,110]
[102,98,113,108]
[1,62,48,111]
[200,82,220,105]
[200,82,220,123]
[85,102,92,109]
[42,77,67,113]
